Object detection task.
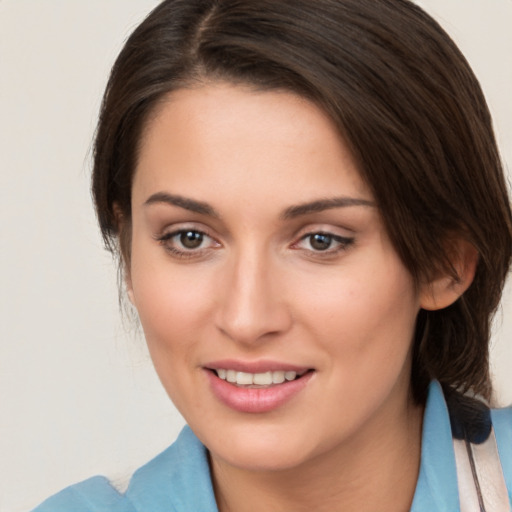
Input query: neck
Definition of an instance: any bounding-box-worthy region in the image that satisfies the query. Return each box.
[211,393,424,512]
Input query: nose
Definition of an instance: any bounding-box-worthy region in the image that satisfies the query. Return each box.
[214,249,292,345]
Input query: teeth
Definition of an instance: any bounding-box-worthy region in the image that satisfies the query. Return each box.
[236,372,254,385]
[253,372,272,385]
[272,371,285,384]
[215,369,302,386]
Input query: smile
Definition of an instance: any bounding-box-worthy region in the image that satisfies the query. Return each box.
[214,369,307,387]
[205,363,315,413]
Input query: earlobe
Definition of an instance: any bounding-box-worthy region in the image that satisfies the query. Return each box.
[124,261,136,307]
[420,239,478,311]
[113,201,136,307]
[126,282,136,306]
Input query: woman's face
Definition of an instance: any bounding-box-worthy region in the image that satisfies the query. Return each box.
[129,83,422,471]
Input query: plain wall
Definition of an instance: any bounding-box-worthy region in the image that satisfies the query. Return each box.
[0,1,510,511]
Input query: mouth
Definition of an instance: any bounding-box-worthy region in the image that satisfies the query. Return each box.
[204,362,315,413]
[210,368,312,388]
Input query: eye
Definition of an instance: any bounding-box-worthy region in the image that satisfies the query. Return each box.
[295,231,354,254]
[156,228,220,258]
[178,230,204,249]
[309,233,335,251]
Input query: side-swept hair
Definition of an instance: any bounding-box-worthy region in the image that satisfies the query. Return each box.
[92,0,512,403]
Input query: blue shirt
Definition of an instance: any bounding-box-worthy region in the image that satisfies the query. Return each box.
[32,382,512,511]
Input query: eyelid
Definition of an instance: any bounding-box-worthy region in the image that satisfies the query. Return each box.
[292,223,354,241]
[291,226,355,256]
[154,223,221,259]
[296,232,353,248]
[155,221,216,240]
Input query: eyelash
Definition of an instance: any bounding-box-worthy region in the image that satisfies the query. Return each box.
[155,228,355,260]
[293,232,355,257]
[155,229,219,259]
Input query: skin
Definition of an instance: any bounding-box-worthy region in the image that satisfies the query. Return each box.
[126,83,464,511]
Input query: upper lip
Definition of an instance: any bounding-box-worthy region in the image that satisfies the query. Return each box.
[204,359,312,374]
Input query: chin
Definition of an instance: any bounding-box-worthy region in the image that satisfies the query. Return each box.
[200,422,323,473]
[212,443,314,473]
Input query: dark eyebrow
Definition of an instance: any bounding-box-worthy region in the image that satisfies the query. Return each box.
[281,197,375,219]
[144,192,219,217]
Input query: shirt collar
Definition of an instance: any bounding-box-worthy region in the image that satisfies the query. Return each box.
[411,380,460,511]
[126,425,218,511]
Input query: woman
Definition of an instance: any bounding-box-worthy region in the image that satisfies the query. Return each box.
[33,0,512,510]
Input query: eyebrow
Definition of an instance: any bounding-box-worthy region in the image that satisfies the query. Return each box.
[281,197,375,219]
[144,192,220,217]
[144,192,375,219]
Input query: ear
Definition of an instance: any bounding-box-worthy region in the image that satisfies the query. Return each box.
[113,202,136,307]
[420,239,478,311]
[125,274,136,306]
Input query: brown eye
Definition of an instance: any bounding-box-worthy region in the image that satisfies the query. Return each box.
[180,230,203,249]
[156,228,220,259]
[309,233,333,251]
[294,231,355,255]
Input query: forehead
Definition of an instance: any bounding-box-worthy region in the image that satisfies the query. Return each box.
[133,83,372,210]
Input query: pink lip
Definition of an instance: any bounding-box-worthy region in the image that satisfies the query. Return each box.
[205,359,310,374]
[204,364,314,414]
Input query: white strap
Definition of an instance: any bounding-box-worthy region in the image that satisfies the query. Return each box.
[454,427,511,512]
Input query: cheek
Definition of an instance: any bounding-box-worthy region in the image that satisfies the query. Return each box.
[136,274,211,332]
[292,254,419,364]
[293,260,419,425]
[129,247,218,361]
[129,259,220,412]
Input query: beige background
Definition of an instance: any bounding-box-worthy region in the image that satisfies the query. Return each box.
[0,1,510,511]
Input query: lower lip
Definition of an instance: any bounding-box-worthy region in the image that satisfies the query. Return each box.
[205,370,314,413]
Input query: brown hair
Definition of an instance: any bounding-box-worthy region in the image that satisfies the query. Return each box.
[92,0,512,403]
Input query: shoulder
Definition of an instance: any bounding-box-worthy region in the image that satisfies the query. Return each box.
[412,382,512,511]
[30,476,133,512]
[30,426,217,512]
[491,404,512,495]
